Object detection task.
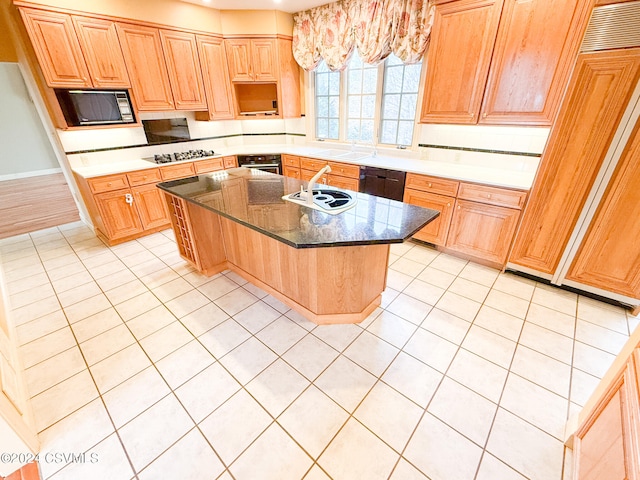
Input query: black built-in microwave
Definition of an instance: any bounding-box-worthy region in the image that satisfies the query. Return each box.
[56,89,135,126]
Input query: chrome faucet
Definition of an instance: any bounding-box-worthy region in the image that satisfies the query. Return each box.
[304,165,332,205]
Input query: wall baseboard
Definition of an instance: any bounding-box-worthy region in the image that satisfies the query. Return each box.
[0,168,62,182]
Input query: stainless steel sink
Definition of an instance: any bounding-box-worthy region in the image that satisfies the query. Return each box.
[283,189,357,215]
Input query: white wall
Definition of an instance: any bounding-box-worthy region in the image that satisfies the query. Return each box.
[0,63,60,178]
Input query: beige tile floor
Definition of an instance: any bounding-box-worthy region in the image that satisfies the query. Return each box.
[1,221,637,480]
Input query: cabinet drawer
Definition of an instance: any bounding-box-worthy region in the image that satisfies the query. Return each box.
[458,183,527,209]
[194,158,225,174]
[283,154,300,168]
[88,174,129,193]
[328,161,361,179]
[223,156,237,168]
[300,169,327,184]
[327,175,360,191]
[300,157,328,171]
[127,169,161,186]
[405,173,459,196]
[160,162,195,180]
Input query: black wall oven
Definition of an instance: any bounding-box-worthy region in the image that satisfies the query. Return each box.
[237,154,282,175]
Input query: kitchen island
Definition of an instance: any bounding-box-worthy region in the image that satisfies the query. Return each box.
[158,168,439,324]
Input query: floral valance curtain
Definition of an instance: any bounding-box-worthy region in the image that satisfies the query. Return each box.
[293,0,435,71]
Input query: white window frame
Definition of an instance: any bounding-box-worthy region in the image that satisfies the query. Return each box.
[310,53,424,150]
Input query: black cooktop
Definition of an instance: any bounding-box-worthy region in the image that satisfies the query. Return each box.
[150,149,216,164]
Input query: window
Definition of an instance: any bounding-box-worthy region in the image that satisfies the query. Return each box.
[314,61,340,140]
[314,53,423,146]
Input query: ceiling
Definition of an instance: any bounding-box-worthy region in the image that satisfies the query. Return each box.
[180,0,331,14]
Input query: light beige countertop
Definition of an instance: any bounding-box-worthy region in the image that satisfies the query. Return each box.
[70,142,539,190]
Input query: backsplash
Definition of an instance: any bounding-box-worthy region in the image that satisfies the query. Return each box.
[418,124,550,155]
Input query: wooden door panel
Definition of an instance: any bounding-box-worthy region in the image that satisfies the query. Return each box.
[160,30,207,111]
[252,39,277,81]
[95,190,143,240]
[73,16,130,88]
[566,119,640,298]
[510,49,640,274]
[116,23,174,111]
[420,0,504,124]
[225,39,252,81]
[403,189,454,246]
[133,184,170,230]
[447,199,520,264]
[197,35,235,120]
[19,8,91,88]
[480,0,591,125]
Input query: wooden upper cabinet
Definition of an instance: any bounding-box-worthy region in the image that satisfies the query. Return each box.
[196,35,235,120]
[479,0,592,125]
[116,23,174,111]
[160,30,207,111]
[72,16,130,88]
[19,8,91,88]
[225,38,277,82]
[420,0,504,124]
[509,48,640,274]
[565,117,640,298]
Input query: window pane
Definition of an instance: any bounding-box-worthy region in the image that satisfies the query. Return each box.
[329,97,339,118]
[360,120,374,143]
[348,69,362,94]
[397,121,414,145]
[316,97,329,117]
[385,66,404,94]
[400,94,417,120]
[329,74,340,95]
[362,95,376,119]
[362,69,378,94]
[348,96,361,117]
[380,120,397,144]
[329,119,339,139]
[379,54,422,145]
[316,118,328,138]
[316,74,328,96]
[347,119,360,140]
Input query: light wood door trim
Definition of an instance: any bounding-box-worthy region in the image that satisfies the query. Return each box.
[510,48,640,274]
[19,7,91,88]
[196,35,235,120]
[479,0,592,125]
[403,189,454,246]
[420,0,504,124]
[160,30,207,111]
[565,118,640,298]
[116,23,175,111]
[72,16,130,88]
[447,199,520,264]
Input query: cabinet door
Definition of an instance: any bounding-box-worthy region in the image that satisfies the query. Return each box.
[420,0,504,124]
[479,0,591,125]
[132,184,170,230]
[197,35,235,120]
[283,165,301,179]
[19,8,91,88]
[116,23,174,111]
[565,118,640,298]
[510,49,640,274]
[95,189,143,240]
[404,189,455,246]
[72,16,130,88]
[447,199,520,264]
[160,30,207,111]
[225,39,253,81]
[251,39,277,81]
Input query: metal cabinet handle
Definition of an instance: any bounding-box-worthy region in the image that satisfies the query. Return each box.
[125,193,134,205]
[447,202,451,207]
[428,182,432,187]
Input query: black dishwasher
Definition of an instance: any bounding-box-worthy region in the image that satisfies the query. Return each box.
[359,166,406,201]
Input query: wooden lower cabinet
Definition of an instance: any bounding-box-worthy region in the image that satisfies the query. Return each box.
[403,189,455,246]
[283,165,301,179]
[94,189,144,241]
[572,346,640,480]
[326,175,359,191]
[446,199,521,264]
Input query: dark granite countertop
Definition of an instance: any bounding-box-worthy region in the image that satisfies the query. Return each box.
[157,168,439,248]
